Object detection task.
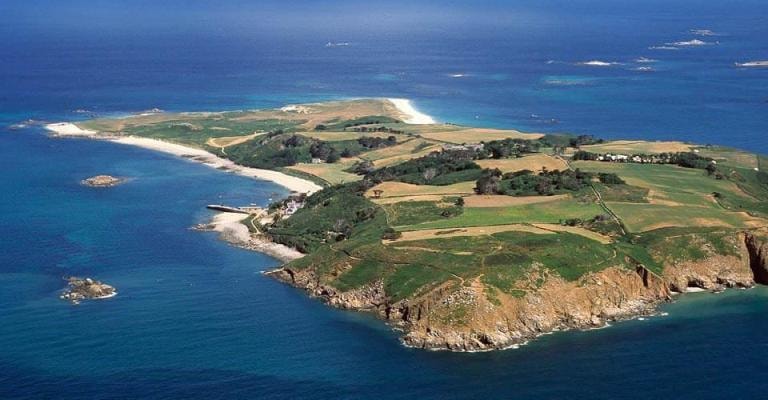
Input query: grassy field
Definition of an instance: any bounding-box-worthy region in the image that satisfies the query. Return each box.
[205,132,265,148]
[577,140,693,154]
[385,224,556,242]
[395,231,621,285]
[366,181,476,199]
[573,161,751,208]
[397,198,604,231]
[572,161,768,232]
[81,115,301,147]
[286,160,362,185]
[593,183,649,203]
[608,202,765,232]
[461,194,569,207]
[362,139,442,167]
[694,146,759,169]
[381,200,463,226]
[531,223,613,244]
[415,127,544,144]
[298,130,405,142]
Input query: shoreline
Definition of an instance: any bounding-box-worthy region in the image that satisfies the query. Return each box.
[44,97,437,266]
[44,123,323,195]
[197,211,304,263]
[43,95,438,193]
[387,98,436,124]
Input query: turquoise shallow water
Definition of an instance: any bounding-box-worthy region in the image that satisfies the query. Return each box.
[2,0,768,398]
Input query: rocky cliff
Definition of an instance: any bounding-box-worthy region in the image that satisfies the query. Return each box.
[267,229,767,352]
[745,232,768,284]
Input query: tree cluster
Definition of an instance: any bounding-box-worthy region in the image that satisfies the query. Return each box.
[476,139,541,159]
[309,141,341,163]
[597,172,625,185]
[569,135,604,148]
[357,135,397,149]
[366,151,481,185]
[475,168,594,196]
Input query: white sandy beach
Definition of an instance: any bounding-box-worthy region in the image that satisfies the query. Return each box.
[45,123,323,195]
[388,98,436,124]
[45,122,97,136]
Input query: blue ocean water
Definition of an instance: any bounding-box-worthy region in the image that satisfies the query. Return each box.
[1,1,767,398]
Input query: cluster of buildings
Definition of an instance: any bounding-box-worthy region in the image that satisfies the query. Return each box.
[591,153,716,165]
[283,197,305,216]
[442,143,485,152]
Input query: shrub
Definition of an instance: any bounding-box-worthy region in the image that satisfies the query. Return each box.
[381,227,402,240]
[598,173,625,185]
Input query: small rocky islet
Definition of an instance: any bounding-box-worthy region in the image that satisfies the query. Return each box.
[80,175,124,187]
[60,277,117,304]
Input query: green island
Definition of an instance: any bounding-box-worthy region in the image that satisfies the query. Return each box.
[65,99,768,351]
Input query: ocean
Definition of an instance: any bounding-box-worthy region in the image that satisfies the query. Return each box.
[1,0,767,398]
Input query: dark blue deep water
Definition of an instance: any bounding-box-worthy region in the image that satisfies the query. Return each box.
[1,1,767,398]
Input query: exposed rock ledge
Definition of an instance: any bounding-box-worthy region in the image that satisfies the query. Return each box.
[266,230,767,352]
[81,175,124,187]
[60,277,117,304]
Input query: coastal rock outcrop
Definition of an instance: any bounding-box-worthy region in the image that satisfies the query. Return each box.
[745,232,768,284]
[81,175,124,187]
[268,229,766,352]
[663,232,755,292]
[60,277,117,304]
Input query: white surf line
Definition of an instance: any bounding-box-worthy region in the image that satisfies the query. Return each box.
[387,98,436,124]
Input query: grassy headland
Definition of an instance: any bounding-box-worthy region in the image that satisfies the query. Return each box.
[70,99,768,351]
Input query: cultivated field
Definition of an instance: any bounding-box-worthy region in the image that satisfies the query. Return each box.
[287,160,362,185]
[607,203,766,232]
[573,161,752,208]
[385,224,555,243]
[397,197,604,231]
[205,132,265,148]
[417,127,544,144]
[366,181,476,199]
[362,139,442,167]
[531,223,613,244]
[298,130,404,142]
[577,140,693,154]
[475,154,569,173]
[461,194,569,208]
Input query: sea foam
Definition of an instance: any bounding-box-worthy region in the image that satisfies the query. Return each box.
[577,60,620,67]
[735,61,768,68]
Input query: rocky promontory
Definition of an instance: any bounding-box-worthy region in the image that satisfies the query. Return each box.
[81,175,124,187]
[268,229,767,352]
[60,277,117,304]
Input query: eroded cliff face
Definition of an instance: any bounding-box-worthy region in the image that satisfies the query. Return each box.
[399,266,671,351]
[267,230,768,352]
[745,232,768,284]
[663,232,755,292]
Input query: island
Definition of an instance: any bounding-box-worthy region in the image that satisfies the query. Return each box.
[48,99,768,351]
[81,175,124,187]
[60,277,117,304]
